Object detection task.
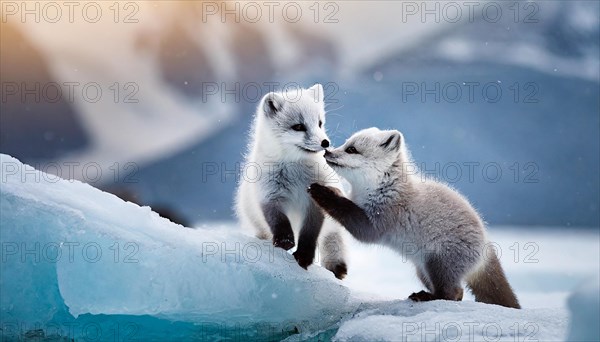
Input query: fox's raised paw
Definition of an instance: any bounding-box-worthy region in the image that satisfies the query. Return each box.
[307,183,339,202]
[308,183,341,194]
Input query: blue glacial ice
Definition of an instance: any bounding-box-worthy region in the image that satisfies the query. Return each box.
[0,154,351,340]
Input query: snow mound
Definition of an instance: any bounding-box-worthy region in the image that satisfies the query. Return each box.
[0,154,351,340]
[567,276,600,341]
[333,300,567,342]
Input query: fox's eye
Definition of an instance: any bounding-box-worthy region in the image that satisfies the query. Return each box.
[318,120,323,128]
[291,124,307,132]
[345,146,359,154]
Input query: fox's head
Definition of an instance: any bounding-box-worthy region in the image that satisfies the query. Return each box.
[257,84,330,160]
[323,128,405,186]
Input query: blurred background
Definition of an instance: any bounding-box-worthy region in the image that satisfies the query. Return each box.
[1,0,598,229]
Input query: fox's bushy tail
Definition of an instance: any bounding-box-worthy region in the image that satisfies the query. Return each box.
[467,251,521,309]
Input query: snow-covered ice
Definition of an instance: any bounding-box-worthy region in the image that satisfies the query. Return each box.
[1,153,598,341]
[332,300,566,342]
[322,227,598,341]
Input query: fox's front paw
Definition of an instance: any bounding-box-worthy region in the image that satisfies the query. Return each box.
[273,233,295,251]
[293,249,315,269]
[307,183,339,205]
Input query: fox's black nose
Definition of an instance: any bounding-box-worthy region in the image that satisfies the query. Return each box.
[321,139,330,148]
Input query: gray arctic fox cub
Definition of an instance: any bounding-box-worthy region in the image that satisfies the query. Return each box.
[308,127,520,308]
[235,84,348,279]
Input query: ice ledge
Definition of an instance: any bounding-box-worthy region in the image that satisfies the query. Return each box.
[0,153,351,330]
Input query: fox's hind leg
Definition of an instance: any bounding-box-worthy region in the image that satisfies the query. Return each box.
[409,256,464,302]
[416,267,433,292]
[319,229,347,279]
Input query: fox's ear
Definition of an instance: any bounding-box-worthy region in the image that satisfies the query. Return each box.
[263,92,285,118]
[379,130,402,152]
[308,83,324,103]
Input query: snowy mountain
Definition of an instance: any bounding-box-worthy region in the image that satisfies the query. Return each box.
[1,1,598,227]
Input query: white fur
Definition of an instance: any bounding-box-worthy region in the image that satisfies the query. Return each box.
[235,84,346,269]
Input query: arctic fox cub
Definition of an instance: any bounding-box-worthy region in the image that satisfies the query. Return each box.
[308,127,520,308]
[235,84,347,279]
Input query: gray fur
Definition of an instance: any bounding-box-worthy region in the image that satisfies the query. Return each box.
[310,127,520,308]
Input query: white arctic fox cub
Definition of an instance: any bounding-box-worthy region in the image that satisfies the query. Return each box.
[235,84,347,279]
[308,128,520,308]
